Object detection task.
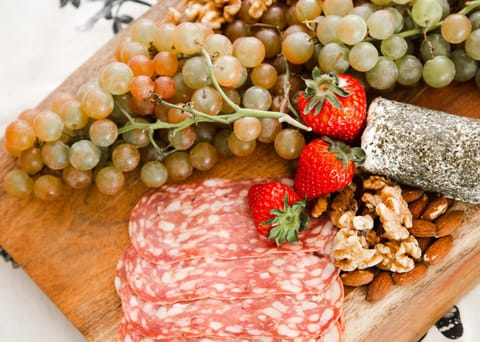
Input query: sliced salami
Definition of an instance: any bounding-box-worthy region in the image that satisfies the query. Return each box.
[119,317,343,342]
[123,245,338,304]
[129,178,336,265]
[115,258,343,339]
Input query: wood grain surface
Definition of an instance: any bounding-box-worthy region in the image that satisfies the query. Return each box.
[0,1,479,341]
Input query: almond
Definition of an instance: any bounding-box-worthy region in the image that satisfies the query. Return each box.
[366,271,393,303]
[421,197,449,221]
[435,210,465,237]
[424,235,454,265]
[401,187,424,203]
[410,219,437,237]
[416,236,433,253]
[341,269,375,287]
[408,193,429,219]
[392,263,428,285]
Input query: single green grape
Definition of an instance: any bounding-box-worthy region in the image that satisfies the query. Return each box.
[140,161,168,188]
[4,169,34,199]
[189,142,218,171]
[95,166,125,195]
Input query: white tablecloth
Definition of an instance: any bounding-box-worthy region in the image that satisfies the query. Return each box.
[0,1,479,341]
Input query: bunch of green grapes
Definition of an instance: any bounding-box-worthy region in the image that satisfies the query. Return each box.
[4,8,311,200]
[4,0,480,200]
[294,0,480,89]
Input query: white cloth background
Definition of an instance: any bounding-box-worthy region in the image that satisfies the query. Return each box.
[0,1,479,341]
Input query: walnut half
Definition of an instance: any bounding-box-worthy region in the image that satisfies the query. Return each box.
[333,228,382,272]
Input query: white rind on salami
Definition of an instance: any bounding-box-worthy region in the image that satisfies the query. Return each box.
[123,245,339,304]
[118,316,344,342]
[128,178,337,265]
[115,258,343,339]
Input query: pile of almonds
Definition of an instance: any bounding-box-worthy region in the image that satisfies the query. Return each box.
[335,183,465,303]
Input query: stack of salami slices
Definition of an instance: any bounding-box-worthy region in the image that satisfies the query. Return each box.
[115,178,344,341]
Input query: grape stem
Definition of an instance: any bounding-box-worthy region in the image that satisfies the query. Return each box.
[118,48,311,135]
[399,0,480,38]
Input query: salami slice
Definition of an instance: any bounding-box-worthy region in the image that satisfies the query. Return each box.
[119,317,344,342]
[129,178,336,265]
[115,258,343,339]
[123,245,339,303]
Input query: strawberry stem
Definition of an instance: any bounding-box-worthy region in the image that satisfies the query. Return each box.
[263,193,309,246]
[324,136,366,168]
[303,67,350,113]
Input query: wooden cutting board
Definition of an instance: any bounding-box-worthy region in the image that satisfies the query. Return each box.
[1,1,480,341]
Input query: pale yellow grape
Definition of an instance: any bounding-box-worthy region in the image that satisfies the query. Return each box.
[33,174,62,201]
[295,0,323,21]
[250,63,278,89]
[59,99,89,130]
[112,143,141,172]
[75,79,99,102]
[118,41,149,63]
[69,140,101,171]
[130,18,156,46]
[337,14,367,45]
[4,169,34,199]
[189,142,218,171]
[323,0,353,16]
[165,151,193,181]
[81,87,115,119]
[233,37,266,68]
[281,31,315,64]
[173,22,209,55]
[95,166,125,195]
[18,147,44,175]
[89,119,119,147]
[233,117,262,142]
[349,42,379,72]
[367,9,395,40]
[5,119,36,152]
[242,86,272,111]
[257,118,282,143]
[153,22,176,52]
[205,33,233,57]
[274,128,306,160]
[213,55,243,87]
[32,110,64,142]
[99,62,134,95]
[227,133,256,157]
[41,140,70,170]
[140,161,168,188]
[191,86,223,116]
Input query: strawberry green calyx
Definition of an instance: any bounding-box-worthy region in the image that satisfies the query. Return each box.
[324,136,366,169]
[303,67,350,113]
[263,193,310,246]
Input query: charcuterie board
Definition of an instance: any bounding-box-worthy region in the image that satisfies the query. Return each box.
[1,1,480,341]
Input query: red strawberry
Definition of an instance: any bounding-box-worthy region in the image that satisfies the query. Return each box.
[298,67,366,144]
[248,181,309,246]
[294,137,365,200]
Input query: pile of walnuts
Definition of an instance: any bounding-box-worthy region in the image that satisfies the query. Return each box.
[313,175,465,302]
[169,0,277,29]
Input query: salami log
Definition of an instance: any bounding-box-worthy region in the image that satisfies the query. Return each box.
[129,178,337,264]
[361,97,480,203]
[123,245,338,303]
[115,258,343,339]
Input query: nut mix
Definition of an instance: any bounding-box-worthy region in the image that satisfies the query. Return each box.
[326,175,465,303]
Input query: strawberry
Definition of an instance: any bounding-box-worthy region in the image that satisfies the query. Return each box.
[248,181,309,246]
[298,67,366,144]
[294,137,365,200]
